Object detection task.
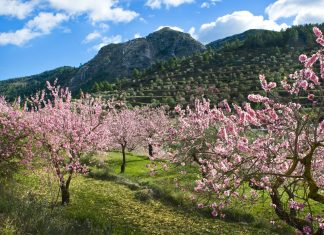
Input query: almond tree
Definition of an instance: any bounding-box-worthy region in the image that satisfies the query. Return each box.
[106,108,142,173]
[163,27,324,234]
[28,82,110,204]
[0,97,34,180]
[138,106,170,159]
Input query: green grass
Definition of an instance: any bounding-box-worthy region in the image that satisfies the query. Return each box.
[0,152,302,234]
[0,168,276,235]
[90,152,296,234]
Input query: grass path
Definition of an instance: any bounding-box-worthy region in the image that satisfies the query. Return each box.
[68,176,271,234]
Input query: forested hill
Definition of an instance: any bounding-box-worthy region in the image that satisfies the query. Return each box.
[0,23,323,103]
[207,24,321,50]
[91,23,324,107]
[0,66,78,101]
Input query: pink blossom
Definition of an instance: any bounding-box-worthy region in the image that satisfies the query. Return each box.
[309,73,319,85]
[305,54,318,67]
[319,223,324,230]
[303,226,312,235]
[313,27,323,38]
[288,199,304,210]
[307,94,314,101]
[211,210,218,217]
[175,105,181,113]
[316,37,324,47]
[305,213,312,222]
[299,80,308,90]
[197,203,204,209]
[299,54,307,63]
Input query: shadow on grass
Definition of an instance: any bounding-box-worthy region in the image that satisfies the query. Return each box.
[86,167,293,235]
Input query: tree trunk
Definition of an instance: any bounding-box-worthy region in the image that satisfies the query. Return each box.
[120,145,126,173]
[61,184,70,205]
[60,174,72,205]
[269,188,311,233]
[148,144,153,158]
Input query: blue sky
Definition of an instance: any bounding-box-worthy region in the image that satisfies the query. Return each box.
[0,0,323,80]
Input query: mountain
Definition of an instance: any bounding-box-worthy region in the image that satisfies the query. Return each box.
[0,27,205,100]
[70,27,206,91]
[0,24,323,102]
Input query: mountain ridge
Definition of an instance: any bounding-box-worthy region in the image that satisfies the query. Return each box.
[69,27,206,91]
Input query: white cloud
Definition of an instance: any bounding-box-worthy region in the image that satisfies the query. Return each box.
[98,23,109,30]
[156,26,184,32]
[145,0,194,9]
[266,0,324,25]
[139,17,147,24]
[134,33,141,39]
[197,11,288,43]
[83,31,102,43]
[0,0,37,19]
[201,0,221,8]
[48,0,138,23]
[93,35,122,51]
[201,2,210,8]
[0,12,68,46]
[188,27,198,39]
[63,28,71,33]
[27,12,68,33]
[0,29,40,46]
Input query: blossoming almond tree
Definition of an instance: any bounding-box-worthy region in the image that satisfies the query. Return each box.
[28,81,110,204]
[106,108,143,173]
[164,27,324,234]
[0,97,34,180]
[138,106,170,159]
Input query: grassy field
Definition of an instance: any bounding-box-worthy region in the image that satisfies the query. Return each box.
[0,151,299,234]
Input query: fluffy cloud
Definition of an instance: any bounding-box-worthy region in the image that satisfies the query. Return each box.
[48,0,138,23]
[0,0,37,19]
[145,0,194,9]
[83,31,102,43]
[0,12,68,46]
[266,0,324,25]
[0,29,39,46]
[93,35,122,51]
[197,11,288,43]
[27,12,68,33]
[156,26,184,32]
[83,29,122,50]
[201,2,209,8]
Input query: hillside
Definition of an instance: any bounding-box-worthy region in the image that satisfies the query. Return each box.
[92,24,324,107]
[0,66,77,101]
[0,24,323,103]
